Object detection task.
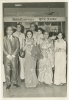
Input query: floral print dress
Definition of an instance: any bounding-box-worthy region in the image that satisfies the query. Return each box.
[38,38,54,84]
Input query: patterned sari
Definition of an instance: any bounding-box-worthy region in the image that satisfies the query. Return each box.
[38,38,54,84]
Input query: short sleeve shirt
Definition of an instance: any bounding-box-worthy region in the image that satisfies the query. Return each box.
[13,31,25,48]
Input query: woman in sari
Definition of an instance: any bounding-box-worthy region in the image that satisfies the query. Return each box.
[38,31,54,85]
[23,30,38,88]
[54,32,66,85]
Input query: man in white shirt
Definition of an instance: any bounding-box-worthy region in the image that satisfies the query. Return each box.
[13,24,25,82]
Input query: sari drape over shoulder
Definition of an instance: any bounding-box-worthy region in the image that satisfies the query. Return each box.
[24,38,38,87]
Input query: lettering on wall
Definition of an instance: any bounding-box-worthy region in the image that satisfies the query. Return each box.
[4,17,65,22]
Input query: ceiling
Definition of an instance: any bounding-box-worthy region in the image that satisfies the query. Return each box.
[3,2,65,8]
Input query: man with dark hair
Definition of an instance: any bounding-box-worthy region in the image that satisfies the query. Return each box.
[3,26,20,89]
[13,24,25,82]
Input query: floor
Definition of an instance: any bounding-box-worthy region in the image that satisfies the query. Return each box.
[3,81,67,97]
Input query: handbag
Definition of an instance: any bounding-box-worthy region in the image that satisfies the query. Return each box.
[19,49,25,58]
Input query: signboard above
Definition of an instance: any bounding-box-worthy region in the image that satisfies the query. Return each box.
[4,17,65,22]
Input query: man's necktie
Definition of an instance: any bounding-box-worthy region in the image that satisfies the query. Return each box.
[8,36,13,54]
[8,36,12,41]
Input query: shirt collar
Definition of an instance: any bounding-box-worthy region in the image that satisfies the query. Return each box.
[7,35,12,38]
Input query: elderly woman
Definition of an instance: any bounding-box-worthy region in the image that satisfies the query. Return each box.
[38,31,54,85]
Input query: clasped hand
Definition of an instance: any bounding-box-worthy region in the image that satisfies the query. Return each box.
[7,55,15,60]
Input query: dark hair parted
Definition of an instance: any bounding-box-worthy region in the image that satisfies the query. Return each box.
[57,32,65,39]
[26,30,33,37]
[17,23,22,28]
[38,27,44,34]
[30,22,36,28]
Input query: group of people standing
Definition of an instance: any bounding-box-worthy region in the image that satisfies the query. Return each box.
[3,22,66,89]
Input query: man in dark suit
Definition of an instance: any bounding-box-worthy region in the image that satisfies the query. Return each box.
[3,26,20,89]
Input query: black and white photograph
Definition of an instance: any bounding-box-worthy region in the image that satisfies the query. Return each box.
[1,1,68,98]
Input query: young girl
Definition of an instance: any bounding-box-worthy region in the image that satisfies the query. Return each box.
[23,30,38,88]
[54,32,66,85]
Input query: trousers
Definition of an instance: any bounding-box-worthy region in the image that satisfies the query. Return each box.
[19,57,25,79]
[36,60,39,78]
[4,57,18,86]
[3,64,5,82]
